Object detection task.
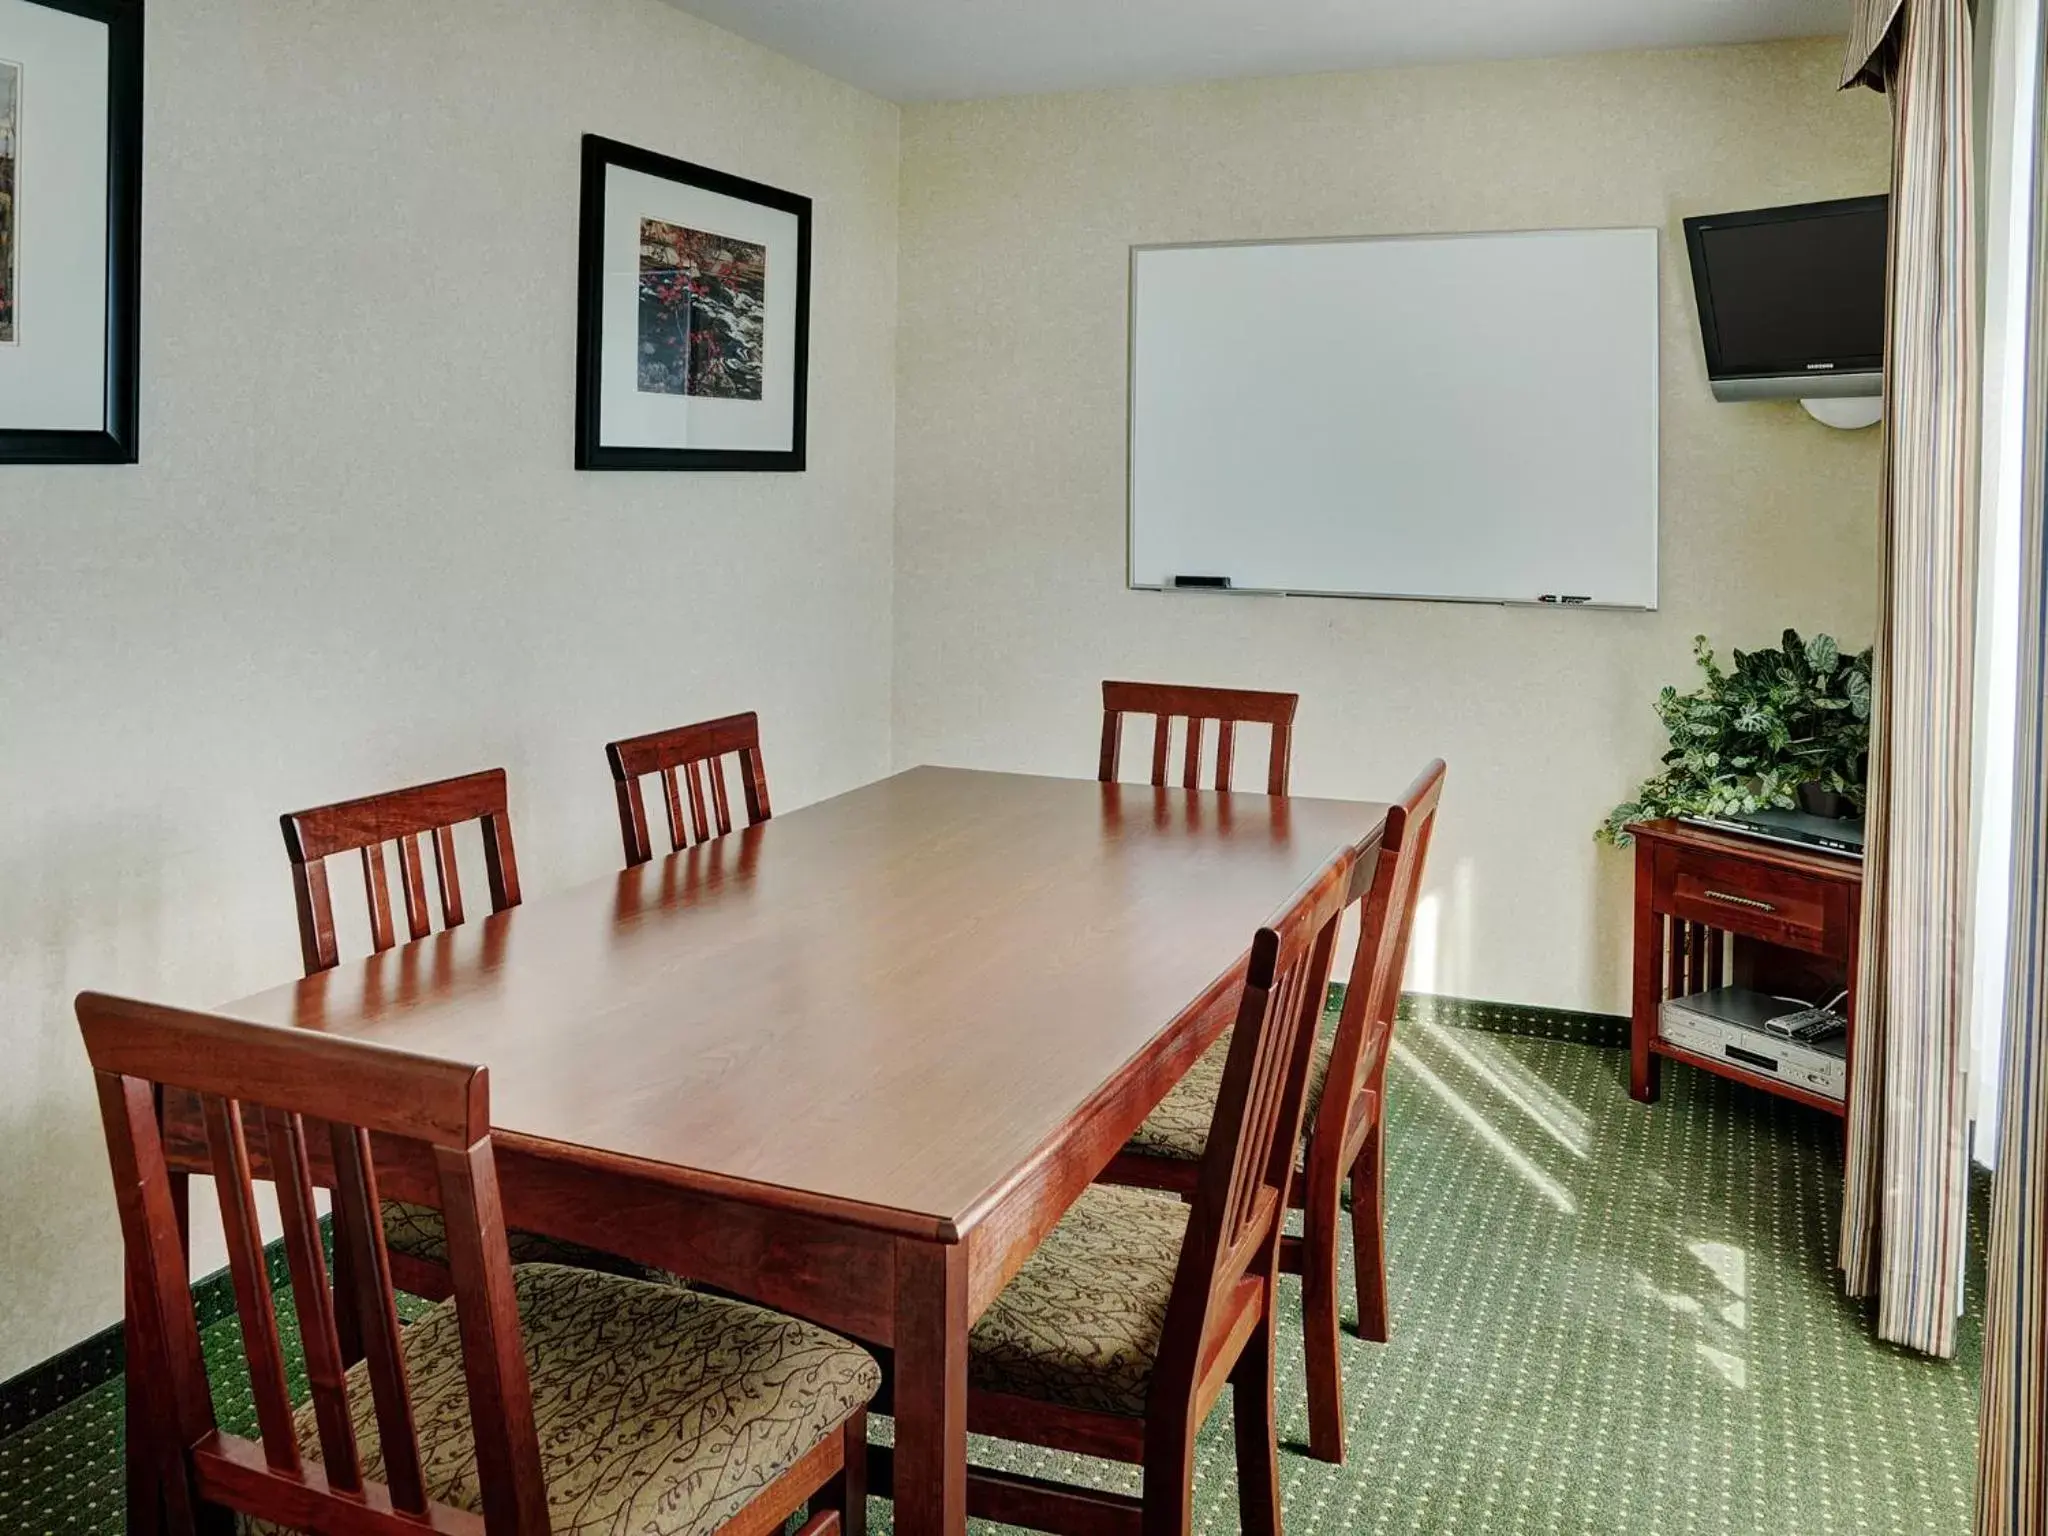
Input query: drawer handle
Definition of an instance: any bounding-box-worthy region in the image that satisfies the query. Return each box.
[1704,889,1777,913]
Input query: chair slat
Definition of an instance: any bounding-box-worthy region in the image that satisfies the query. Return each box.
[329,1213,366,1368]
[686,760,711,845]
[1220,1021,1270,1233]
[662,767,687,854]
[397,835,432,943]
[1227,971,1293,1240]
[328,1123,429,1516]
[1254,963,1315,1189]
[432,824,465,930]
[1182,718,1204,790]
[1215,721,1237,793]
[292,857,339,976]
[1266,721,1294,796]
[1098,709,1124,782]
[360,843,396,954]
[615,774,655,868]
[262,1107,362,1491]
[709,757,733,837]
[739,747,773,823]
[199,1094,301,1474]
[481,811,521,909]
[1150,715,1171,786]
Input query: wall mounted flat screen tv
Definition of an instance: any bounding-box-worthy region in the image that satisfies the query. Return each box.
[1683,195,1888,400]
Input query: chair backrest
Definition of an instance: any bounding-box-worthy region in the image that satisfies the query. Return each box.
[606,712,771,867]
[1152,841,1356,1406]
[1098,680,1298,796]
[1315,760,1447,1149]
[78,992,546,1536]
[281,769,521,977]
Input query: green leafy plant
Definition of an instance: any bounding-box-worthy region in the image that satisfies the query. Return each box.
[1598,629,1872,846]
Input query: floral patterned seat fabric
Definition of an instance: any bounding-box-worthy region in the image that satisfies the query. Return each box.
[378,1199,690,1289]
[967,1184,1191,1418]
[241,1264,879,1536]
[1122,1026,1340,1164]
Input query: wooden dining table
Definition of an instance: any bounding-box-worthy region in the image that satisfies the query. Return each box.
[144,765,1388,1536]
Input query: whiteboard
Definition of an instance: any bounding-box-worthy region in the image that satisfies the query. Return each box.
[1128,229,1660,608]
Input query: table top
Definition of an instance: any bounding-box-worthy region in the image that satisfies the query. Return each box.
[218,767,1386,1239]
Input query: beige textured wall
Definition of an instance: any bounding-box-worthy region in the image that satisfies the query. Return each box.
[0,0,897,1376]
[893,39,1889,1016]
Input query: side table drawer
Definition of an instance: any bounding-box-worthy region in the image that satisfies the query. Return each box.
[1658,844,1846,954]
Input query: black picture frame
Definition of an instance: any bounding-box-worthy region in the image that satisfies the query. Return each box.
[0,0,142,465]
[574,134,812,472]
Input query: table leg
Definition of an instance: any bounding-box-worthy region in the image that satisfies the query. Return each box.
[890,1237,967,1536]
[1630,841,1662,1103]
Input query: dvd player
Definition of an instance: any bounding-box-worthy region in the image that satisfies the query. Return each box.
[1658,987,1847,1102]
[1682,807,1864,858]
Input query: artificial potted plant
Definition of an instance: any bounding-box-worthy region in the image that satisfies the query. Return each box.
[1598,629,1872,846]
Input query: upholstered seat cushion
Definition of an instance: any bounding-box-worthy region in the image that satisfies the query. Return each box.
[1123,1027,1339,1164]
[380,1199,689,1288]
[242,1263,878,1536]
[968,1184,1189,1418]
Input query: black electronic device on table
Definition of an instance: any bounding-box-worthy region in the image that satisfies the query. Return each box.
[1683,807,1865,858]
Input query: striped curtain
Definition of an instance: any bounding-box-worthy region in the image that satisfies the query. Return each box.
[1976,9,2048,1525]
[1838,0,1980,1359]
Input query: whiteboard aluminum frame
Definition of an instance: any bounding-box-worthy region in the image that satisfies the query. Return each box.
[1124,226,1661,611]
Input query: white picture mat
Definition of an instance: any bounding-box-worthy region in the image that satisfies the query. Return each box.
[0,0,108,430]
[1128,228,1660,608]
[598,164,799,452]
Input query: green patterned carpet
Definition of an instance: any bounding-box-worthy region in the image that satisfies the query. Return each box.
[0,1020,1982,1535]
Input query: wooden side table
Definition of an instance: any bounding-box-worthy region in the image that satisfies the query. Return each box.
[1628,818,1863,1115]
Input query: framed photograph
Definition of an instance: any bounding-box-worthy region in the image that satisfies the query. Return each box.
[575,134,811,472]
[0,0,141,464]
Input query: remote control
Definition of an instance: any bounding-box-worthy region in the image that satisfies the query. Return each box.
[1766,1006,1847,1042]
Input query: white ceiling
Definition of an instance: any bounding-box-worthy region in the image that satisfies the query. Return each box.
[666,0,1851,103]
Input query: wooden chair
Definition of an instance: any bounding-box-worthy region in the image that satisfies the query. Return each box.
[607,711,772,866]
[281,768,521,978]
[281,768,655,1302]
[1102,760,1445,1465]
[81,991,877,1536]
[941,842,1354,1536]
[1098,680,1299,796]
